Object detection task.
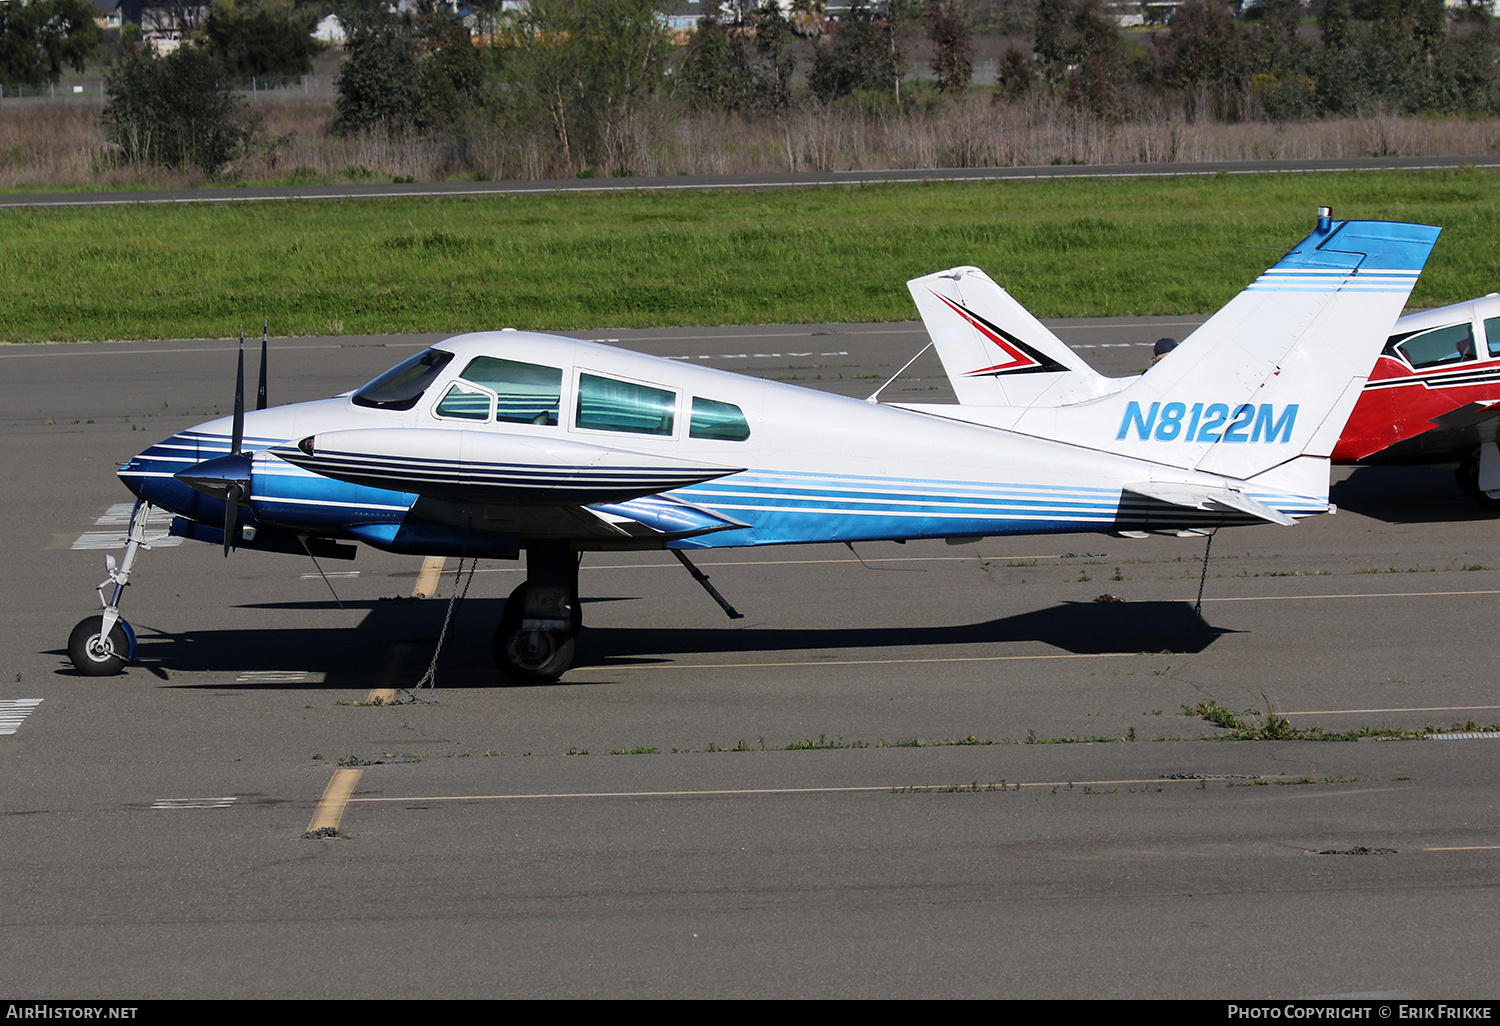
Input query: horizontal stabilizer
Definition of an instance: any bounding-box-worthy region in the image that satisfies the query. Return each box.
[1123,482,1298,526]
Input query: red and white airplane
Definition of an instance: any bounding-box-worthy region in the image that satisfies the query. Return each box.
[1332,294,1500,508]
[912,244,1500,509]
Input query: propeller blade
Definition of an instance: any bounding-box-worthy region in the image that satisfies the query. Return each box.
[256,319,268,411]
[223,482,242,557]
[232,332,246,456]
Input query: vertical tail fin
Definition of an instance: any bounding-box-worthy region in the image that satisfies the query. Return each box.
[907,266,1117,406]
[1011,216,1442,483]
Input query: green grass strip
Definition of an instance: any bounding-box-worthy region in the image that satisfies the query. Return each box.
[5,169,1499,343]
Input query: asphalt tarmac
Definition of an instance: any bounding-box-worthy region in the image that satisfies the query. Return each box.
[2,319,1498,999]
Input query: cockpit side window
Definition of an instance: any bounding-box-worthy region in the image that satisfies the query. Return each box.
[1484,317,1500,358]
[460,356,563,425]
[689,397,751,441]
[353,349,455,411]
[1392,322,1477,370]
[435,383,494,421]
[575,373,676,436]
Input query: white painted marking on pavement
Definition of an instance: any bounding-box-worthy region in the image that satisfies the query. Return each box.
[72,502,182,550]
[235,671,314,683]
[152,797,237,809]
[0,699,43,735]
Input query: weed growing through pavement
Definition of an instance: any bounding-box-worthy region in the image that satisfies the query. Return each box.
[1178,699,1477,740]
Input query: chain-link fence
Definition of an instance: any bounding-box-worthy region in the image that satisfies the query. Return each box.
[0,81,106,100]
[0,76,336,102]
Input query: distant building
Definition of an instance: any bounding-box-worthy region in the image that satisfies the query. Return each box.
[661,1,703,33]
[314,13,346,43]
[86,0,123,30]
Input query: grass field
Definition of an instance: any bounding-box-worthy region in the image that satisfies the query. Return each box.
[4,169,1499,344]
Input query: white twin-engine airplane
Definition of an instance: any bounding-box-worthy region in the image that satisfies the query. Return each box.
[70,210,1440,682]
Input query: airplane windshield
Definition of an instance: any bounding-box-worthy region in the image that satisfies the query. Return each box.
[352,349,456,410]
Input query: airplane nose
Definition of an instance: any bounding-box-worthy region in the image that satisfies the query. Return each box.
[117,429,224,517]
[117,454,149,499]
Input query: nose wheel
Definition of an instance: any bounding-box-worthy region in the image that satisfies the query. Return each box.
[68,614,135,676]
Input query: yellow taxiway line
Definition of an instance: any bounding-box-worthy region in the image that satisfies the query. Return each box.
[411,555,447,598]
[340,774,1383,805]
[305,768,362,836]
[363,556,448,704]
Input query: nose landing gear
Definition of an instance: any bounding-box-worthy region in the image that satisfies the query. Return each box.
[68,500,153,676]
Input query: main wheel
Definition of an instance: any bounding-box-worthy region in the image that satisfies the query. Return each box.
[68,615,132,676]
[493,581,579,683]
[1455,459,1500,511]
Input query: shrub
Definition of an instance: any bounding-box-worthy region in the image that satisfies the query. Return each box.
[101,46,260,176]
[332,20,420,136]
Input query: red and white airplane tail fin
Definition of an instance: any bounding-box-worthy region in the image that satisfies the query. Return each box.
[907,266,1119,407]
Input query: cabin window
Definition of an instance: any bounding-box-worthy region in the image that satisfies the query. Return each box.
[1393,322,1477,370]
[1484,317,1500,358]
[689,397,751,441]
[352,349,455,411]
[575,373,676,436]
[459,356,562,425]
[435,383,493,421]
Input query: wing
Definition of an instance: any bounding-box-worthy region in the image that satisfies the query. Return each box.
[271,427,749,549]
[272,427,741,504]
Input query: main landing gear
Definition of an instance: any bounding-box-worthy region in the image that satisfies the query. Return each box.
[490,543,744,684]
[494,542,581,683]
[1456,450,1500,512]
[68,500,153,676]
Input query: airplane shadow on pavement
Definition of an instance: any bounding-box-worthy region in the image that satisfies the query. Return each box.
[51,596,1231,687]
[1332,465,1499,524]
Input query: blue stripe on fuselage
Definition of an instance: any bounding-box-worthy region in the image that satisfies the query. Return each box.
[124,434,1321,553]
